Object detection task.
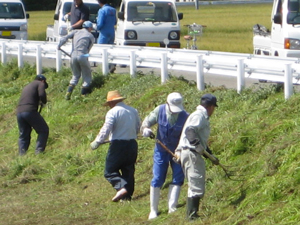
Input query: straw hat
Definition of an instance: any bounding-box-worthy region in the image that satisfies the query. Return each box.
[104,90,126,105]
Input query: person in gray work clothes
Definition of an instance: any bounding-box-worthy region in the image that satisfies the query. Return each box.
[57,20,95,100]
[175,93,219,221]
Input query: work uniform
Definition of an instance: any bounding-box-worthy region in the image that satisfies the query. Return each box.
[141,103,188,219]
[96,4,117,44]
[58,28,94,91]
[16,80,49,155]
[70,2,89,29]
[176,104,211,219]
[94,101,140,200]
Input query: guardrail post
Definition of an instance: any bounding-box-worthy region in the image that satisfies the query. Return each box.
[36,45,42,75]
[130,50,136,78]
[161,52,168,84]
[18,43,23,68]
[102,48,109,76]
[284,64,293,100]
[196,55,205,90]
[237,59,245,94]
[1,42,7,64]
[56,49,62,72]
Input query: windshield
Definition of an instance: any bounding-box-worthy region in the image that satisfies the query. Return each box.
[287,0,300,24]
[126,1,177,22]
[0,3,25,19]
[63,3,100,23]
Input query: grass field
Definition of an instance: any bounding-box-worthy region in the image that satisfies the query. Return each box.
[28,4,272,53]
[3,2,300,225]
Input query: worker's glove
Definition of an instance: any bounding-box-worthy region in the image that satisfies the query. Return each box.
[142,128,155,139]
[172,150,181,164]
[68,26,74,32]
[90,141,100,150]
[194,144,204,155]
[62,14,69,21]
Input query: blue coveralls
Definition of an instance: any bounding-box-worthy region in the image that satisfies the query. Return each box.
[151,105,189,188]
[97,4,117,44]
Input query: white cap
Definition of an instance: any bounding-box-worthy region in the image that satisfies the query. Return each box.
[167,92,184,113]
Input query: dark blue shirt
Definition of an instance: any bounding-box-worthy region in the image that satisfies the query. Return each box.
[70,2,89,28]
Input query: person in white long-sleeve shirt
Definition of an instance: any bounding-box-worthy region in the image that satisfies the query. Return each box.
[90,90,141,202]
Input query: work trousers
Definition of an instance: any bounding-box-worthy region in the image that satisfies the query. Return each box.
[104,139,138,200]
[17,111,49,154]
[151,147,184,187]
[181,149,206,198]
[70,55,91,87]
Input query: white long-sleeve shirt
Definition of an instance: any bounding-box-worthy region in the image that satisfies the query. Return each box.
[94,102,141,143]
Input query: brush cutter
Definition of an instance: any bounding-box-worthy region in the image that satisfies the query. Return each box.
[156,139,243,181]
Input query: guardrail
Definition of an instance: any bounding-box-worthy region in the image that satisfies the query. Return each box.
[1,39,300,99]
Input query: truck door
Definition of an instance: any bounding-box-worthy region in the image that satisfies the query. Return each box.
[271,0,283,56]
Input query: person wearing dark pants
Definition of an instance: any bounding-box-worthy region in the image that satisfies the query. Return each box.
[16,75,49,155]
[104,139,138,199]
[90,90,141,202]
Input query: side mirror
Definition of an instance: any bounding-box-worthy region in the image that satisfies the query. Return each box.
[118,12,124,20]
[273,12,282,24]
[54,14,59,20]
[178,13,183,20]
[26,13,29,19]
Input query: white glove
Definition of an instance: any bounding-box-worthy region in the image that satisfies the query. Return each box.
[172,150,181,164]
[142,128,154,138]
[90,141,100,150]
[63,14,69,21]
[68,26,74,32]
[195,144,204,155]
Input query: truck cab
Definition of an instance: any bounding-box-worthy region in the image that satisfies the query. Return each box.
[115,0,183,48]
[0,0,29,40]
[253,0,300,58]
[46,0,100,42]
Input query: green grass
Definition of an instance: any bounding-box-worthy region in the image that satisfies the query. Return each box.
[1,58,300,224]
[28,4,272,53]
[3,3,299,225]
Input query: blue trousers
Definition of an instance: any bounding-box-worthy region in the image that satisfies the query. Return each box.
[104,139,138,200]
[151,147,184,188]
[17,111,49,154]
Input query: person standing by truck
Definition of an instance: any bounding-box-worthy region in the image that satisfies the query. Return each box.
[57,21,95,100]
[63,0,90,30]
[96,0,117,73]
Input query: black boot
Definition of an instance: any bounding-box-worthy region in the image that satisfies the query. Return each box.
[65,85,75,100]
[81,87,91,96]
[186,197,200,221]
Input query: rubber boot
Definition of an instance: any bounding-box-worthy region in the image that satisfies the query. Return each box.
[168,184,181,213]
[186,197,200,221]
[81,87,91,97]
[148,186,160,220]
[65,85,75,100]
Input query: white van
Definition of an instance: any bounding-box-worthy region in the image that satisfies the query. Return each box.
[0,0,29,40]
[46,0,100,42]
[116,0,183,48]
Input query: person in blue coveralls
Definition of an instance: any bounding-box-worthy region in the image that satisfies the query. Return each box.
[140,92,189,220]
[96,0,117,73]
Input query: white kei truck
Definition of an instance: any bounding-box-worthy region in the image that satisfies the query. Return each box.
[115,0,183,48]
[46,0,100,42]
[0,0,29,40]
[253,0,300,58]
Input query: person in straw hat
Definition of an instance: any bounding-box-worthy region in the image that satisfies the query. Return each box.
[90,90,141,202]
[140,92,189,220]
